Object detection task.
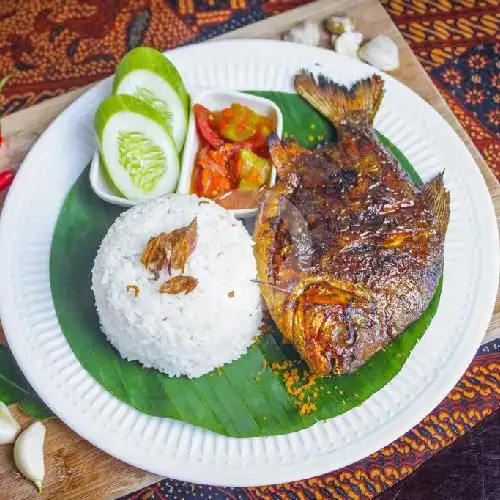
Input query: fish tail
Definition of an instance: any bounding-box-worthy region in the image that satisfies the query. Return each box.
[423,173,450,232]
[268,132,308,177]
[294,71,384,127]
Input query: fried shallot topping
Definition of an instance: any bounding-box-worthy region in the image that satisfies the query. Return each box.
[141,218,198,278]
[160,275,198,295]
[126,284,140,297]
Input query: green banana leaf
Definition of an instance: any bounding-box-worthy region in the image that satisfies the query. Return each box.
[50,92,441,437]
[0,345,54,419]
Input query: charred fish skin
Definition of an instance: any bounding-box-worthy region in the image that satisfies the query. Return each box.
[254,71,450,377]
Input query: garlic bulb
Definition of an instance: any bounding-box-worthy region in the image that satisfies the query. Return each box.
[359,35,400,71]
[0,401,20,444]
[283,21,321,47]
[14,421,46,493]
[326,16,354,35]
[334,31,363,59]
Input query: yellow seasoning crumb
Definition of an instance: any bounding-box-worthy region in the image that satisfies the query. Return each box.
[228,290,235,298]
[318,134,324,140]
[217,367,223,376]
[263,359,268,369]
[271,360,320,415]
[309,123,316,129]
[126,284,140,297]
[307,134,314,141]
[299,403,317,415]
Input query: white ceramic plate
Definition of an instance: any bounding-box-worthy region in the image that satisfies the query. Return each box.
[0,40,498,487]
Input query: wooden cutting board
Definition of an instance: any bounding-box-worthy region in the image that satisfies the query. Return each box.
[0,0,499,498]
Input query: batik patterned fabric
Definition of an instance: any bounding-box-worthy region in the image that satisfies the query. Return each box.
[382,0,499,179]
[0,1,497,498]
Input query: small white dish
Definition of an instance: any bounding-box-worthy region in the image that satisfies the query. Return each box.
[177,88,283,218]
[89,151,133,207]
[89,88,283,216]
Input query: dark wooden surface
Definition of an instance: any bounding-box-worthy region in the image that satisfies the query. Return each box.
[379,410,500,500]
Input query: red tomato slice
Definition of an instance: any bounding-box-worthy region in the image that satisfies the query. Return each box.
[194,104,224,149]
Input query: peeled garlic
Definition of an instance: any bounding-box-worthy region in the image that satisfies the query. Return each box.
[326,16,354,35]
[334,31,363,59]
[0,401,20,444]
[14,421,46,493]
[283,21,321,47]
[359,35,400,71]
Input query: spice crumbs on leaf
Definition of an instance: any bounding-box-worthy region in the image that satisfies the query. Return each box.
[262,360,268,369]
[299,403,316,416]
[307,134,314,141]
[217,367,223,376]
[271,360,320,416]
[228,290,235,298]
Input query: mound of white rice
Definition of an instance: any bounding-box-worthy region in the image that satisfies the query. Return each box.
[91,194,261,378]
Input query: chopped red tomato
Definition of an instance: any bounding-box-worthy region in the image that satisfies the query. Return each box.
[193,104,224,149]
[191,102,276,208]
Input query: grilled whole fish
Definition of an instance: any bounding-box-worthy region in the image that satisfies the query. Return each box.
[254,72,450,377]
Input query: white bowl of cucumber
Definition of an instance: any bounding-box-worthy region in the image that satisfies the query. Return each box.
[90,46,283,218]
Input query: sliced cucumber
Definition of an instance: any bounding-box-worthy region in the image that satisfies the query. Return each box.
[95,94,179,201]
[113,47,189,152]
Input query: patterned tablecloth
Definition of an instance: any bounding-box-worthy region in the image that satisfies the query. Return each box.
[0,1,497,498]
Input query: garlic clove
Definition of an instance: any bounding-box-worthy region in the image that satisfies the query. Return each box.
[334,32,363,59]
[326,16,354,35]
[14,421,46,493]
[283,21,321,47]
[359,35,400,71]
[0,401,20,444]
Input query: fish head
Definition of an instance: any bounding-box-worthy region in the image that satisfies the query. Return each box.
[284,275,378,376]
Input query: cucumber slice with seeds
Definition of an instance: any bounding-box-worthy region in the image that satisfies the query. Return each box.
[113,47,189,152]
[95,94,179,201]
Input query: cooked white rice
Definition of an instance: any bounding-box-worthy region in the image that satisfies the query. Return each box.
[91,194,261,378]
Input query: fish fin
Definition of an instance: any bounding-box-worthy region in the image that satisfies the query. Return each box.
[423,172,450,232]
[294,71,384,127]
[269,133,308,177]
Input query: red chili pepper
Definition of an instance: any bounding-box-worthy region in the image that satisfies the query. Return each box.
[0,169,15,192]
[193,104,224,149]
